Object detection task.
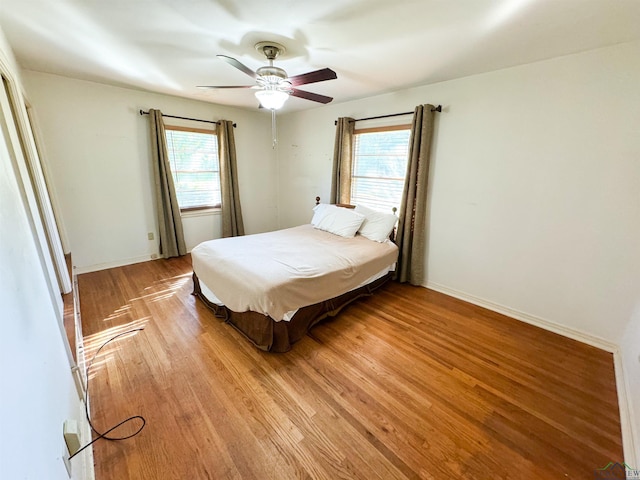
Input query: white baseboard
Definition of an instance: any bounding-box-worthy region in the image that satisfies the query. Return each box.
[70,266,95,480]
[74,254,157,275]
[73,398,95,480]
[425,281,617,352]
[425,281,638,468]
[614,351,640,468]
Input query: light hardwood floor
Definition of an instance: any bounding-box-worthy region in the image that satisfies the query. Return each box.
[78,256,623,479]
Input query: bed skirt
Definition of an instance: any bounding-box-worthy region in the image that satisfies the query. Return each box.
[191,272,392,352]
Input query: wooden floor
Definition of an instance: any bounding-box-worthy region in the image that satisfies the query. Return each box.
[78,256,623,480]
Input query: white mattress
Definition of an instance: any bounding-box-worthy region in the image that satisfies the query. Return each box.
[191,224,398,321]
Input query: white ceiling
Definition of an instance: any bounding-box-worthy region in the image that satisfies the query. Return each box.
[1,0,640,112]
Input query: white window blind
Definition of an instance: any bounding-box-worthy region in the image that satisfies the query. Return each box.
[351,127,411,213]
[165,127,221,210]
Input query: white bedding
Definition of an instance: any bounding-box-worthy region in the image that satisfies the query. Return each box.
[197,265,395,322]
[191,224,398,321]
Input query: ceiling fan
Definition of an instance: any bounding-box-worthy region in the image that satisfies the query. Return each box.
[198,41,337,110]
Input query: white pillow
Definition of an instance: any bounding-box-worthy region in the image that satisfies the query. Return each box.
[314,205,365,238]
[355,204,398,242]
[310,203,329,226]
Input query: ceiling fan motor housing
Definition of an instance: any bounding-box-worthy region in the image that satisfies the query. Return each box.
[256,65,288,84]
[257,67,290,92]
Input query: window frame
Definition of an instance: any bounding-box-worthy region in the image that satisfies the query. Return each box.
[351,124,412,213]
[164,124,221,212]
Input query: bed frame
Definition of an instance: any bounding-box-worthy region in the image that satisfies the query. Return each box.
[191,196,395,352]
[192,271,391,352]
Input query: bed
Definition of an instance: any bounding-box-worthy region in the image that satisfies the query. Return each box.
[191,200,399,352]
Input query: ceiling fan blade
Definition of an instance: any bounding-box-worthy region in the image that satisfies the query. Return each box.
[290,88,333,104]
[197,85,255,89]
[287,68,337,86]
[216,54,258,80]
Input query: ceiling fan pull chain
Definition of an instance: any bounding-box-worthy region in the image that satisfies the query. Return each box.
[272,109,277,148]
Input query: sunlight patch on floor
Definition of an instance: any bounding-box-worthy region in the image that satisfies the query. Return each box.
[84,318,148,358]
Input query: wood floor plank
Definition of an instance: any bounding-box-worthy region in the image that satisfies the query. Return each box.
[78,257,623,479]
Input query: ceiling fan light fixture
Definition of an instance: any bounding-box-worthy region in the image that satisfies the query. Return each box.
[255,89,289,110]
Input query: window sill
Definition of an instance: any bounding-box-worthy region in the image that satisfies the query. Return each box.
[180,207,221,218]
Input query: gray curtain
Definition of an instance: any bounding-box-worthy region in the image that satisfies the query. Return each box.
[395,104,436,285]
[148,109,187,258]
[330,117,355,204]
[217,120,245,237]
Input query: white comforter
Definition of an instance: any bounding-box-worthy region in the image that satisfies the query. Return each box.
[191,224,398,321]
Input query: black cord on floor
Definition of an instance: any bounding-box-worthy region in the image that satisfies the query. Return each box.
[69,328,147,460]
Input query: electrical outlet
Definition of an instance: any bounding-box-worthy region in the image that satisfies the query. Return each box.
[64,420,81,456]
[148,232,154,240]
[151,253,158,259]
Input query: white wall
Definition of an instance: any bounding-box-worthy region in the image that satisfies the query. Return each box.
[0,27,88,480]
[621,306,640,464]
[22,71,278,272]
[277,41,640,462]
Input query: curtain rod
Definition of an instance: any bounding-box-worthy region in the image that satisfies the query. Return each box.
[139,110,236,128]
[334,105,442,125]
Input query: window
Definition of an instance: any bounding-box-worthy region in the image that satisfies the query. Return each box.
[165,126,220,210]
[351,126,411,212]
